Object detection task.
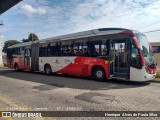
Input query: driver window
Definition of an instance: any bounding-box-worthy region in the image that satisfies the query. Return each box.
[101,44,107,56]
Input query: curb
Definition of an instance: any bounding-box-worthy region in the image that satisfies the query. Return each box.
[150,79,160,83]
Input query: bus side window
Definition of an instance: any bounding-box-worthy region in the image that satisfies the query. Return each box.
[28,49,31,57]
[20,47,25,55]
[50,46,53,56]
[131,45,141,69]
[47,45,51,56]
[82,44,88,56]
[77,45,83,56]
[61,45,67,56]
[25,49,31,57]
[39,47,47,57]
[94,44,99,56]
[53,46,61,56]
[7,49,13,60]
[101,44,107,56]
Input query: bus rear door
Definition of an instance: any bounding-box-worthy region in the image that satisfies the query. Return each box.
[24,48,31,70]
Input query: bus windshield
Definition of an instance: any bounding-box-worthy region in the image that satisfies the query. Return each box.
[136,33,155,66]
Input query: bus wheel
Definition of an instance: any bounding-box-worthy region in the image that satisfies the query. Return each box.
[14,64,19,71]
[93,67,106,82]
[45,65,52,75]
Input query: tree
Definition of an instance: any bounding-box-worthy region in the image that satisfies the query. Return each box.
[21,33,39,42]
[3,40,20,53]
[28,33,39,42]
[22,38,29,42]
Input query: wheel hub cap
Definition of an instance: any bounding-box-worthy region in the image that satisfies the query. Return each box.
[96,71,103,78]
[46,68,50,74]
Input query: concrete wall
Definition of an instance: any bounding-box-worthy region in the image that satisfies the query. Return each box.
[151,42,160,76]
[2,55,6,66]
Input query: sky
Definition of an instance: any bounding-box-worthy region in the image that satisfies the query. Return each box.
[0,0,160,45]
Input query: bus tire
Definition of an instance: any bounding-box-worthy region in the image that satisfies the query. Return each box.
[93,67,106,82]
[14,64,19,72]
[44,64,52,75]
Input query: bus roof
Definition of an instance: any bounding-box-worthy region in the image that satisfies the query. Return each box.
[40,28,131,43]
[8,41,32,48]
[8,28,137,49]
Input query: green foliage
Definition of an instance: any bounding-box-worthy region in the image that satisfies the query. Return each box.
[22,38,29,42]
[21,33,39,42]
[3,40,20,53]
[28,33,39,41]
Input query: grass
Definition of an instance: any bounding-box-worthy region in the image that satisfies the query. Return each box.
[156,76,160,78]
[155,74,160,80]
[0,66,7,69]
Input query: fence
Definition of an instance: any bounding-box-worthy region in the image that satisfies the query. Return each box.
[151,42,160,77]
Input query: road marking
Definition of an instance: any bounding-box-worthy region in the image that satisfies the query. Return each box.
[0,92,47,120]
[0,92,19,109]
[0,75,44,87]
[107,85,117,88]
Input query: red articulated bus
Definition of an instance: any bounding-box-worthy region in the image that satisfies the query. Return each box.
[6,28,157,82]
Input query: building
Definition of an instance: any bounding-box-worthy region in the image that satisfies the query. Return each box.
[151,42,160,76]
[0,0,22,14]
[2,55,6,66]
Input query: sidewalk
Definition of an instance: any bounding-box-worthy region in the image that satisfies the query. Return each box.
[0,100,10,111]
[0,93,47,120]
[151,77,160,83]
[0,100,13,120]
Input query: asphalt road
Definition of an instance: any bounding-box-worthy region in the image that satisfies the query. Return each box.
[0,69,160,120]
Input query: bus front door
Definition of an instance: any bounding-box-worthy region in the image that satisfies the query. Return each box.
[110,39,129,79]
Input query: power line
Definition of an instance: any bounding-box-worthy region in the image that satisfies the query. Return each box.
[138,19,160,30]
[21,2,155,38]
[34,2,159,35]
[21,6,129,38]
[32,6,132,34]
[20,1,146,39]
[144,29,160,33]
[121,2,160,30]
[26,1,141,35]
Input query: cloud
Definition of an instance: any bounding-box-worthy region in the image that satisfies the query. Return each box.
[2,0,160,42]
[20,4,46,16]
[21,0,160,41]
[0,35,5,47]
[60,0,160,37]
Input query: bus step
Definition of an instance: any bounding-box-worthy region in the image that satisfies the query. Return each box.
[114,68,129,73]
[111,77,128,80]
[113,72,128,78]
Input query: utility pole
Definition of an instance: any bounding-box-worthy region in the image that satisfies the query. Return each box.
[32,33,33,42]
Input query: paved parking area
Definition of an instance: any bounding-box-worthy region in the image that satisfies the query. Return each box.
[0,69,160,120]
